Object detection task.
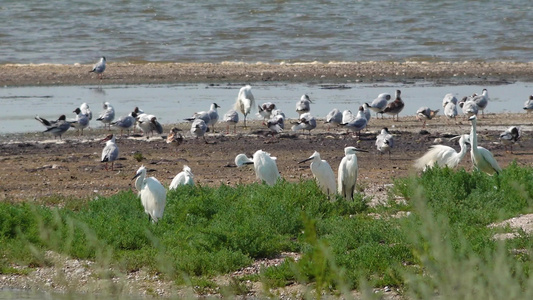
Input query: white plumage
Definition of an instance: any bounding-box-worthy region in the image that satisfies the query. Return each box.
[71,107,90,136]
[234,85,255,128]
[295,94,312,116]
[96,101,115,130]
[375,127,394,158]
[223,109,239,134]
[414,134,470,171]
[133,165,167,223]
[499,126,520,153]
[89,57,106,79]
[235,150,280,186]
[469,115,502,175]
[523,95,533,113]
[299,151,336,198]
[291,112,316,134]
[325,108,342,130]
[365,93,391,118]
[169,165,194,189]
[101,133,119,171]
[338,146,367,201]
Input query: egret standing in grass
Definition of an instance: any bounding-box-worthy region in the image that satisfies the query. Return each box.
[169,165,194,189]
[132,165,167,223]
[338,146,368,201]
[414,134,470,171]
[375,127,394,158]
[235,150,280,186]
[299,151,336,198]
[101,133,119,171]
[469,115,502,175]
[234,85,255,128]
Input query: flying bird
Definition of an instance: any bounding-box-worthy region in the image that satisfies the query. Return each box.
[299,151,336,198]
[469,115,502,175]
[414,134,470,171]
[375,127,394,158]
[132,165,167,223]
[234,85,255,128]
[101,133,119,171]
[169,165,194,189]
[338,146,368,201]
[235,150,280,186]
[89,57,106,79]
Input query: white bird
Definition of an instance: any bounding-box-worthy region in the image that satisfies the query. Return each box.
[342,110,354,124]
[299,151,336,198]
[362,103,372,122]
[35,114,71,140]
[71,107,90,136]
[291,112,316,135]
[375,127,394,158]
[169,165,194,189]
[166,127,184,149]
[223,109,239,134]
[101,133,119,171]
[111,113,136,136]
[523,95,533,113]
[416,107,439,128]
[96,102,115,130]
[414,134,470,171]
[443,94,458,123]
[186,103,221,132]
[184,111,210,126]
[469,115,502,175]
[472,89,489,118]
[257,102,276,120]
[382,89,404,121]
[340,106,367,138]
[235,150,280,186]
[442,93,456,108]
[459,95,479,118]
[365,93,391,118]
[325,108,342,131]
[499,126,520,153]
[296,94,312,116]
[89,57,106,79]
[234,85,255,128]
[190,118,208,142]
[132,165,167,223]
[80,102,92,120]
[133,111,163,137]
[265,114,284,136]
[338,146,368,201]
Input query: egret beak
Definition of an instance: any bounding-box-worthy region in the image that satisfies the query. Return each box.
[298,157,314,164]
[132,172,141,180]
[354,148,368,153]
[448,135,461,142]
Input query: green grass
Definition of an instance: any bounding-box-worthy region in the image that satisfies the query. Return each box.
[2,163,533,298]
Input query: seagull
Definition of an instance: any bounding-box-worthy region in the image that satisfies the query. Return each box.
[80,103,92,120]
[89,57,106,79]
[459,96,479,118]
[101,133,119,171]
[499,126,520,153]
[338,146,368,201]
[185,103,221,132]
[416,107,439,128]
[375,127,394,158]
[362,103,372,122]
[365,93,391,118]
[523,95,533,114]
[340,106,367,138]
[169,165,194,189]
[264,114,284,137]
[299,151,336,198]
[325,108,342,131]
[223,109,239,134]
[166,127,184,149]
[234,85,255,128]
[469,115,502,175]
[472,89,489,118]
[190,118,208,143]
[443,94,458,123]
[111,113,136,136]
[342,110,354,124]
[414,134,470,171]
[257,102,276,120]
[71,107,90,136]
[133,112,163,137]
[296,94,312,116]
[291,112,316,135]
[132,165,167,223]
[235,150,280,186]
[96,102,115,130]
[35,114,71,140]
[382,90,404,121]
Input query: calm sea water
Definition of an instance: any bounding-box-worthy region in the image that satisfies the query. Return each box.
[1,0,532,64]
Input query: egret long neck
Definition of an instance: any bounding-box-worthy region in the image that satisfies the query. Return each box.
[135,172,145,192]
[458,137,468,159]
[470,121,478,149]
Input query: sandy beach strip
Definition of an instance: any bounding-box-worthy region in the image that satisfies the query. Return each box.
[1,61,532,86]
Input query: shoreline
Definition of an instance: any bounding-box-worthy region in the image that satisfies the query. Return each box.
[1,61,532,87]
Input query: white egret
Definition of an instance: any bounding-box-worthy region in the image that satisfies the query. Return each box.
[375,127,394,158]
[338,146,368,201]
[191,118,208,143]
[111,113,136,136]
[169,165,194,189]
[71,107,90,136]
[166,127,184,149]
[235,150,280,186]
[89,56,106,79]
[132,165,167,223]
[35,114,71,140]
[469,115,502,175]
[257,102,276,120]
[365,93,391,118]
[234,85,255,128]
[299,151,336,198]
[291,112,316,135]
[96,102,115,130]
[416,107,439,128]
[414,134,470,171]
[296,94,312,116]
[340,106,367,138]
[325,108,342,131]
[382,89,404,121]
[499,126,520,153]
[101,133,119,171]
[472,88,489,118]
[223,109,239,134]
[523,95,533,113]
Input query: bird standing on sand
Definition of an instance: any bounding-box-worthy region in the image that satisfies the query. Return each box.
[472,88,489,118]
[375,127,394,158]
[71,107,90,136]
[299,151,336,198]
[35,114,71,140]
[416,107,439,128]
[101,133,119,171]
[325,108,342,131]
[443,94,458,123]
[366,93,391,118]
[499,126,520,153]
[89,57,106,79]
[166,127,184,149]
[296,94,312,116]
[340,106,367,138]
[111,113,136,136]
[382,90,404,121]
[96,102,115,130]
[257,102,276,121]
[223,109,239,134]
[190,118,208,143]
[133,165,167,223]
[234,85,255,128]
[291,112,316,135]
